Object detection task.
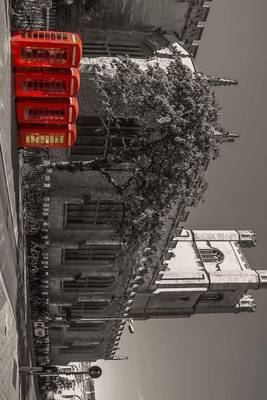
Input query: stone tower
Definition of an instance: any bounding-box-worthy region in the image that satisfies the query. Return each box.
[130,230,267,319]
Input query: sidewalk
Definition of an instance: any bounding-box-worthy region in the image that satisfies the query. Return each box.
[0,1,39,400]
[0,273,19,400]
[0,0,18,246]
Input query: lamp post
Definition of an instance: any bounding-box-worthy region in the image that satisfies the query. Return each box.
[20,319,135,375]
[110,355,129,360]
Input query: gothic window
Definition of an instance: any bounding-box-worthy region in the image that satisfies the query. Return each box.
[69,321,104,331]
[63,275,115,292]
[199,248,224,263]
[64,245,120,263]
[65,201,124,229]
[69,300,109,316]
[199,292,224,302]
[82,41,153,58]
[71,117,138,161]
[62,344,99,353]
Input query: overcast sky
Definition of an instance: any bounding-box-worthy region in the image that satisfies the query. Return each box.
[95,1,267,399]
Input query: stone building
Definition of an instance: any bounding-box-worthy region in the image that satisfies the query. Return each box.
[54,362,95,400]
[46,162,193,364]
[130,229,267,319]
[57,0,212,57]
[44,0,266,365]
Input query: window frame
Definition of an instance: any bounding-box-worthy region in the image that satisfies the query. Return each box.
[82,39,155,59]
[64,200,124,230]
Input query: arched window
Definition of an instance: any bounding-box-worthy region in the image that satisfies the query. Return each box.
[199,292,224,303]
[82,40,155,59]
[62,344,100,353]
[199,248,224,263]
[64,244,120,263]
[69,321,105,331]
[69,300,110,316]
[72,116,138,161]
[63,275,115,292]
[65,200,124,229]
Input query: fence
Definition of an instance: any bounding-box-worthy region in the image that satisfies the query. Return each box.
[21,148,52,369]
[10,0,56,31]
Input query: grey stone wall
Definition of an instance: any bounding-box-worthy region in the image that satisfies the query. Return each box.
[47,28,195,364]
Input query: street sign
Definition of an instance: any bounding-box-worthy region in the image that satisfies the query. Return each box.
[88,366,102,379]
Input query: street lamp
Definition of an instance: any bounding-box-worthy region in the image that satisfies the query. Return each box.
[127,318,134,334]
[109,355,129,360]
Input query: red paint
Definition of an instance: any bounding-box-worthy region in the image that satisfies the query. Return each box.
[16,97,78,124]
[18,124,77,148]
[12,31,82,68]
[15,67,80,98]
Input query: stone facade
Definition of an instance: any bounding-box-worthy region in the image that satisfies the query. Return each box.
[60,0,213,57]
[44,1,266,365]
[47,168,128,363]
[130,229,267,319]
[54,362,95,400]
[47,166,190,363]
[46,27,199,364]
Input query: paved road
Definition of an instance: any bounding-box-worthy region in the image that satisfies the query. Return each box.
[0,273,19,400]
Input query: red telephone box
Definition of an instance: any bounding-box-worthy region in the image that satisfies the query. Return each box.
[12,31,82,68]
[18,124,77,148]
[16,97,78,124]
[15,68,80,98]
